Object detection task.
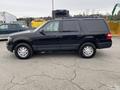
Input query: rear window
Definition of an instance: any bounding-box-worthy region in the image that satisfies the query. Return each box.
[62,20,80,32]
[80,19,109,34]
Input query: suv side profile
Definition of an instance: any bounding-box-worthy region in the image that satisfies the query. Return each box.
[7,18,112,59]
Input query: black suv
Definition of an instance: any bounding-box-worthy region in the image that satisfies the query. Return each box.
[7,18,112,59]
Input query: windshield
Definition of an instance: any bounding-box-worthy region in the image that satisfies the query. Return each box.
[34,21,48,32]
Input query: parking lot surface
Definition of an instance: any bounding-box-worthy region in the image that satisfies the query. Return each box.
[0,37,120,90]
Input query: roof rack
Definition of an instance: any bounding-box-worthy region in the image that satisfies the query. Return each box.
[54,16,103,20]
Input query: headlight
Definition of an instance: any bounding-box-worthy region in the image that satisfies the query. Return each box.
[8,37,12,42]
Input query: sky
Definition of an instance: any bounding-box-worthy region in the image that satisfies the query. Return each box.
[0,0,119,17]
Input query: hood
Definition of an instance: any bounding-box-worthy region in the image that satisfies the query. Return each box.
[10,30,34,37]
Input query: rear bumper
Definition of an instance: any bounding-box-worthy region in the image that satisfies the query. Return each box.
[97,41,112,49]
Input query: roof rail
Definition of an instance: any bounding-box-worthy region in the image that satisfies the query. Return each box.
[54,16,103,20]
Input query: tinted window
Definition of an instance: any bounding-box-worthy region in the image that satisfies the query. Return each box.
[43,21,59,32]
[9,24,18,30]
[0,25,8,29]
[80,19,109,34]
[62,20,80,32]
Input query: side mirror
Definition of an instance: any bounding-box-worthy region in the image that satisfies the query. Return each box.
[40,29,45,35]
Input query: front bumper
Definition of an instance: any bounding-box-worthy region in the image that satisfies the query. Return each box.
[6,42,14,52]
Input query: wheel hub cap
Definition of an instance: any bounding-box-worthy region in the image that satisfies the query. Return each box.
[17,47,28,58]
[83,46,94,57]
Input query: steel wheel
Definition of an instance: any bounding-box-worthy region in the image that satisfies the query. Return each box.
[14,43,33,59]
[17,46,29,58]
[79,42,96,58]
[83,46,94,57]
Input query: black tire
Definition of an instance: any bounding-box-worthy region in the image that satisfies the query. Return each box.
[78,42,96,58]
[14,43,33,59]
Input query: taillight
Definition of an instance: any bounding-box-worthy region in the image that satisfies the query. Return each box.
[106,33,112,40]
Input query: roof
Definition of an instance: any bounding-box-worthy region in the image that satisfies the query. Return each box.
[54,17,104,21]
[0,23,19,25]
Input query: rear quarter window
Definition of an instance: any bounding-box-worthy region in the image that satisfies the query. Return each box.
[80,19,109,35]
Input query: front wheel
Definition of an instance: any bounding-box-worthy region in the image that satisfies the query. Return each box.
[14,43,33,59]
[79,42,96,58]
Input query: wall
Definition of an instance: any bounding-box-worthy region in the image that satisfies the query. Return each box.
[108,21,120,36]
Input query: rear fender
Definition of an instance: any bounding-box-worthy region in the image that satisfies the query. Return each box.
[79,36,97,48]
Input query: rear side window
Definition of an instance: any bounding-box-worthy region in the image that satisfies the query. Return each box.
[62,20,80,32]
[80,19,109,34]
[8,24,18,30]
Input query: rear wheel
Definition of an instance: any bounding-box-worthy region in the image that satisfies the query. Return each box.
[14,43,33,59]
[79,42,96,58]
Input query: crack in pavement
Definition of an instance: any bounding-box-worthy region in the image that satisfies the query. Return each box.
[5,61,119,90]
[50,62,77,81]
[77,66,120,74]
[5,60,84,90]
[5,75,32,90]
[51,62,77,68]
[3,76,18,90]
[51,60,120,74]
[5,72,85,90]
[70,69,77,81]
[97,81,116,89]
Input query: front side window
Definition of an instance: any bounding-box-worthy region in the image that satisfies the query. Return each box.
[43,21,59,32]
[0,25,8,30]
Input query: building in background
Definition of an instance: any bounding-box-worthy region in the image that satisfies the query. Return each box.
[0,12,17,24]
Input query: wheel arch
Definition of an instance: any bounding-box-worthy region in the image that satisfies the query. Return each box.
[79,36,97,49]
[12,40,33,51]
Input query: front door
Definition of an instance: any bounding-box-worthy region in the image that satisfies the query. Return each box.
[33,21,61,51]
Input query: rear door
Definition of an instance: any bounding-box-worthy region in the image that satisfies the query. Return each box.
[59,20,82,50]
